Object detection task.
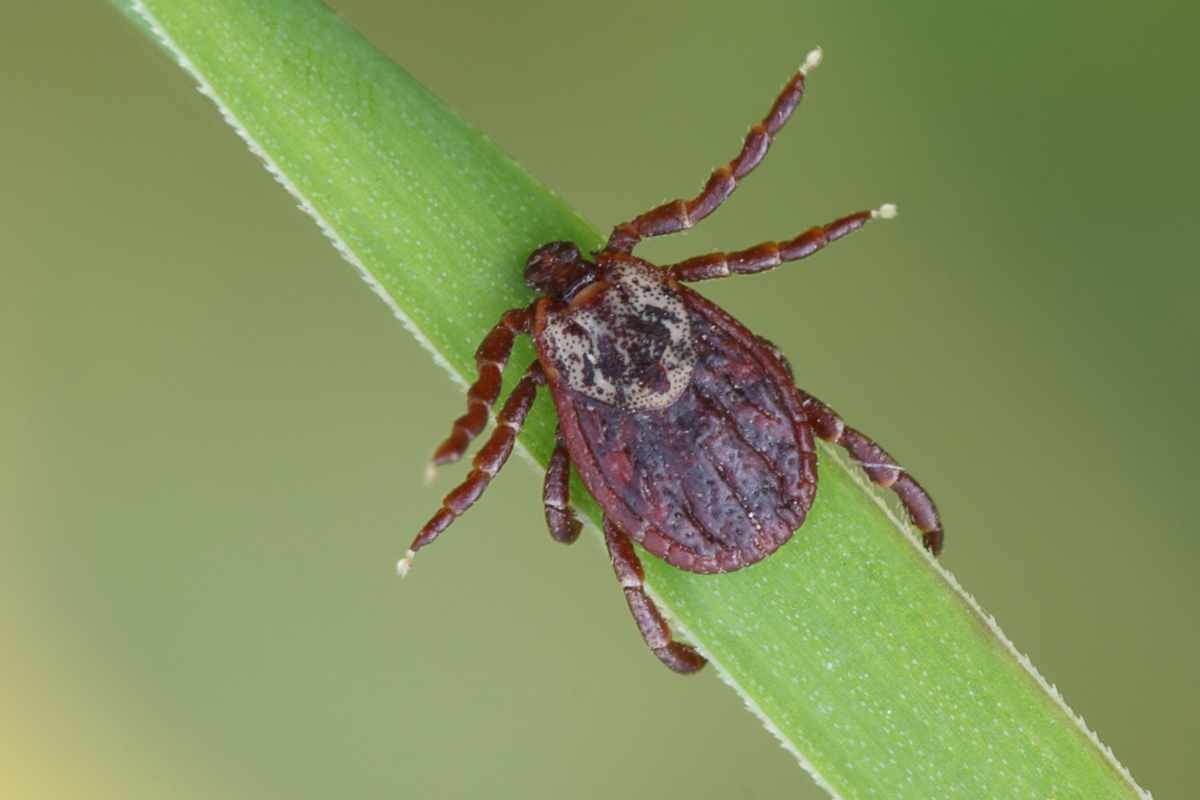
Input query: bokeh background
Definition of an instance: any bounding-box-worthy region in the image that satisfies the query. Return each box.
[4,1,1197,797]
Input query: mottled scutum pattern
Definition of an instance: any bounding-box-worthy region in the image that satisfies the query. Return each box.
[540,262,695,411]
[550,288,816,573]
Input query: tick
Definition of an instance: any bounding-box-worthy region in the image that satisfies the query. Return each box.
[400,48,943,673]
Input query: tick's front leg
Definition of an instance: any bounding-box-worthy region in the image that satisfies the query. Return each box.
[606,48,824,253]
[666,205,894,283]
[604,517,706,674]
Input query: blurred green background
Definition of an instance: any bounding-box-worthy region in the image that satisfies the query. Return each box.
[3,1,1197,797]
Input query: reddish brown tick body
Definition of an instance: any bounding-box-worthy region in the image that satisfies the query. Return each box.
[403,49,943,674]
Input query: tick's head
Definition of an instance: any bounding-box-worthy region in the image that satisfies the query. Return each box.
[524,241,596,302]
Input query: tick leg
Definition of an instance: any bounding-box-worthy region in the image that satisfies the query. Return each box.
[429,307,531,470]
[543,428,582,544]
[603,517,706,674]
[606,48,824,253]
[667,205,896,283]
[798,390,945,555]
[400,362,545,574]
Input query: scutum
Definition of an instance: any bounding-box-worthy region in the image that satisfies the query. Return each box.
[540,262,696,411]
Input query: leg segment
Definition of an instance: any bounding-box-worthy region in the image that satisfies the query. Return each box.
[400,362,545,574]
[603,517,706,674]
[543,429,582,544]
[430,307,531,469]
[606,49,824,253]
[798,390,944,555]
[667,205,894,283]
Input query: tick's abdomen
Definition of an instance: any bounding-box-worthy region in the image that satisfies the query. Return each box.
[548,287,817,573]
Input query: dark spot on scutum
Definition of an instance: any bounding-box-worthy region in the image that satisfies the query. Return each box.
[639,363,671,395]
[580,353,598,389]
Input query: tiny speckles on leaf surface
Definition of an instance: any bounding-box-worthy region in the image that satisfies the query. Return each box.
[121,1,1149,798]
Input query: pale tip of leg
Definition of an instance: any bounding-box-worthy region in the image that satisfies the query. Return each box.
[423,462,437,486]
[800,46,824,76]
[396,549,416,578]
[872,203,898,220]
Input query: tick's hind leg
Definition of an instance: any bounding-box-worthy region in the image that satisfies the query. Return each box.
[604,517,706,674]
[399,362,545,575]
[606,48,824,253]
[429,307,530,472]
[543,429,581,544]
[798,390,944,555]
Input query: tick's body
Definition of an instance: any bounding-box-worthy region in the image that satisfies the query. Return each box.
[537,257,815,574]
[402,49,944,674]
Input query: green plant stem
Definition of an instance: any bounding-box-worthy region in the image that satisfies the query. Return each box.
[118,1,1149,797]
